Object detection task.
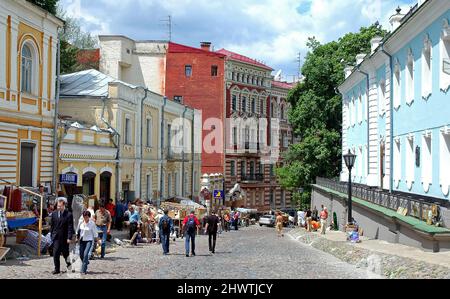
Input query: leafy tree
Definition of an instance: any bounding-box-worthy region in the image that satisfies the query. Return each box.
[27,0,58,14]
[277,24,388,209]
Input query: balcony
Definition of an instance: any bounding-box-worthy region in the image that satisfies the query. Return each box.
[241,174,264,182]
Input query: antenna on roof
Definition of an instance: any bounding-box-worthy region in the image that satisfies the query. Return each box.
[160,15,172,41]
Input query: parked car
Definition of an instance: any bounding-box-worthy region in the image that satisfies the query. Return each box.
[259,215,276,227]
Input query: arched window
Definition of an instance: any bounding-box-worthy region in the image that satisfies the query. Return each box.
[281,105,285,120]
[242,96,247,112]
[21,44,33,94]
[251,98,256,113]
[422,35,432,99]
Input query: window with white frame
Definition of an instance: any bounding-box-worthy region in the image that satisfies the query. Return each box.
[21,44,34,94]
[422,35,433,99]
[405,50,415,105]
[378,81,386,116]
[393,62,401,109]
[440,19,450,92]
[394,138,402,188]
[421,132,432,193]
[232,95,237,111]
[146,118,152,147]
[439,128,450,196]
[358,94,363,124]
[125,117,132,145]
[405,136,415,190]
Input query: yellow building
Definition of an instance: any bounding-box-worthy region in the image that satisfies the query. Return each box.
[58,122,117,201]
[0,0,63,188]
[59,69,202,203]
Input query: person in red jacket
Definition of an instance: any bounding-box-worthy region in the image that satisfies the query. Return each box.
[182,211,200,257]
[105,199,116,229]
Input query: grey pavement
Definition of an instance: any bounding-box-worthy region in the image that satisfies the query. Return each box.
[0,226,373,279]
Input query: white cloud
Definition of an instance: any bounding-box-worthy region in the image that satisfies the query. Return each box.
[60,0,417,80]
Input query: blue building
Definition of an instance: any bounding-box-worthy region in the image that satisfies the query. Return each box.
[339,0,450,204]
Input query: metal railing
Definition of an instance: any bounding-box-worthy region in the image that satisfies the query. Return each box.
[315,177,437,222]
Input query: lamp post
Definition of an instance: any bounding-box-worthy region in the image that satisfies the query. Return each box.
[343,149,357,224]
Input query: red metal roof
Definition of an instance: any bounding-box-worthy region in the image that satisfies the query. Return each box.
[272,81,294,89]
[216,49,274,71]
[168,42,226,58]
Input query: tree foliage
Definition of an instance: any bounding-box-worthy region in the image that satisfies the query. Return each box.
[27,0,58,14]
[277,24,388,208]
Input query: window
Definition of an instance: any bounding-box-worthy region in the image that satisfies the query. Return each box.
[146,174,152,201]
[125,118,132,145]
[406,50,415,105]
[258,163,263,175]
[230,161,236,176]
[422,36,432,99]
[185,65,192,77]
[260,99,264,115]
[174,172,179,196]
[232,95,237,111]
[439,129,450,196]
[242,97,247,112]
[394,62,401,109]
[252,77,256,85]
[281,105,285,120]
[174,96,183,104]
[421,133,432,193]
[233,127,238,145]
[21,44,33,94]
[271,102,275,118]
[241,161,246,177]
[146,118,152,147]
[270,165,275,177]
[168,173,172,197]
[406,136,415,190]
[440,19,450,92]
[251,98,256,113]
[394,138,401,188]
[378,82,386,116]
[211,65,218,77]
[247,75,251,84]
[250,161,255,176]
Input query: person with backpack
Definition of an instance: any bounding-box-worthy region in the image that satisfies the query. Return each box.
[159,209,174,255]
[182,211,200,257]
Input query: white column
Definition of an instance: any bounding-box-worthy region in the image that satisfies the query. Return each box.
[384,60,392,189]
[367,71,379,187]
[9,18,19,95]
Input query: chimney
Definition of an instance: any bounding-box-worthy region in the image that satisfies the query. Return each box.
[389,6,405,31]
[370,36,383,54]
[200,42,211,52]
[356,54,366,65]
[344,66,353,79]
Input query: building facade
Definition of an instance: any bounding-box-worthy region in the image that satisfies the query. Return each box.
[0,0,62,188]
[339,0,450,208]
[59,69,201,203]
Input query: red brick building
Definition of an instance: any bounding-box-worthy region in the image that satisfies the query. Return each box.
[165,42,226,175]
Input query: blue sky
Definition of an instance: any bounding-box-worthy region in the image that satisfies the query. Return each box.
[61,0,415,82]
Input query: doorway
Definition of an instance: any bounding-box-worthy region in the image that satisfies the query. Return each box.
[20,143,35,187]
[82,172,96,196]
[100,172,112,201]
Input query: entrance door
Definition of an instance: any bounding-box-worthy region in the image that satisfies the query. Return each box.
[20,143,35,187]
[380,142,385,190]
[82,172,96,196]
[100,172,112,201]
[122,182,130,203]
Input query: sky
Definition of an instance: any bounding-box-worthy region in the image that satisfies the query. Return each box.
[60,0,416,82]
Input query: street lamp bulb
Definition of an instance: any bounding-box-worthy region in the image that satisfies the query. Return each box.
[344,149,357,170]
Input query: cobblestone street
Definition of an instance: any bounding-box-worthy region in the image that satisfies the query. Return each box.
[0,226,372,279]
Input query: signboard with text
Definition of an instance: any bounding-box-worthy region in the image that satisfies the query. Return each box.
[59,174,78,185]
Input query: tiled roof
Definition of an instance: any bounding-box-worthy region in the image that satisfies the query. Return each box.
[60,69,137,98]
[216,49,274,71]
[272,81,294,89]
[168,42,226,58]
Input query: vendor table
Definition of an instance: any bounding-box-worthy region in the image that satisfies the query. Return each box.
[6,217,37,229]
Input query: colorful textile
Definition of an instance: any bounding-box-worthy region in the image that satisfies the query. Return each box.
[22,230,52,253]
[0,209,7,234]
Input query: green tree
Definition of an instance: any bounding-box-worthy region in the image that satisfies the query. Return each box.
[27,0,58,14]
[277,24,388,208]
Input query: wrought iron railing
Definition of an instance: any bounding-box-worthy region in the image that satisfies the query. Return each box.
[315,177,438,222]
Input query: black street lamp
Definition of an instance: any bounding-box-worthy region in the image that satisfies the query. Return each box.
[343,149,357,224]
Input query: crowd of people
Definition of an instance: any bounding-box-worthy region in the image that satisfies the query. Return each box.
[296,205,330,234]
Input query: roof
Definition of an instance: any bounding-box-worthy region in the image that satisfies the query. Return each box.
[168,42,226,58]
[60,69,138,98]
[216,49,274,71]
[272,81,294,90]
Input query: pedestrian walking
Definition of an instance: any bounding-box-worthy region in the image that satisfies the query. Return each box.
[182,211,200,257]
[223,213,230,232]
[76,211,98,275]
[204,210,220,254]
[115,199,126,231]
[159,209,174,255]
[276,212,284,237]
[305,208,312,232]
[50,198,74,275]
[94,202,111,259]
[320,207,329,235]
[233,210,240,231]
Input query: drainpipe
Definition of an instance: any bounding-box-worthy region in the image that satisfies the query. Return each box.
[380,44,394,193]
[52,37,61,194]
[139,87,149,199]
[356,66,370,182]
[159,96,168,208]
[182,106,188,198]
[191,108,195,201]
[101,98,121,201]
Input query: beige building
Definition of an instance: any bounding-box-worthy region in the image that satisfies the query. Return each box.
[0,0,63,188]
[59,69,201,203]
